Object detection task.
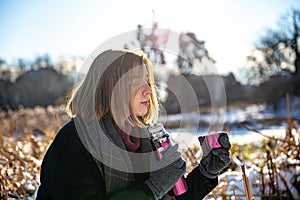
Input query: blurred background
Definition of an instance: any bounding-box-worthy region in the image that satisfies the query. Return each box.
[1,0,300,199]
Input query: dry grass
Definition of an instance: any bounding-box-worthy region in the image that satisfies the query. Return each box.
[0,105,69,199]
[181,96,300,199]
[0,105,299,199]
[205,119,300,199]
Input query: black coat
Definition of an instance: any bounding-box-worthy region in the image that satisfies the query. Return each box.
[36,119,218,200]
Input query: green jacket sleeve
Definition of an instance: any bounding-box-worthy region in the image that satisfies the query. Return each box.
[108,184,154,200]
[109,166,218,200]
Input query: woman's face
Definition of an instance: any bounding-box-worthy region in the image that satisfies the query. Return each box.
[130,65,152,117]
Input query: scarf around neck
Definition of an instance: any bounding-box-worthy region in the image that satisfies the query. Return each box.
[98,114,153,198]
[113,120,141,152]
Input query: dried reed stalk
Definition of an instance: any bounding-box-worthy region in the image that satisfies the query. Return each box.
[241,162,254,200]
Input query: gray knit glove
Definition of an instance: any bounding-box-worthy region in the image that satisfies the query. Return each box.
[198,132,231,178]
[145,144,186,200]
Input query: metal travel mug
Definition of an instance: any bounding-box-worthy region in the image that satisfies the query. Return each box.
[148,124,188,196]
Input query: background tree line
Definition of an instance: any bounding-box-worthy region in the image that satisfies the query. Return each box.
[244,8,300,85]
[0,54,81,82]
[1,8,299,86]
[0,8,299,111]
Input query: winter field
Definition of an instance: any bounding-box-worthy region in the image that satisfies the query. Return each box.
[0,102,299,199]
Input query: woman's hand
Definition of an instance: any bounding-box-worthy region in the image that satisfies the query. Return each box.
[198,132,231,178]
[144,144,186,200]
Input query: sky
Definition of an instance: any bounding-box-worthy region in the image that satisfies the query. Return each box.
[1,0,300,75]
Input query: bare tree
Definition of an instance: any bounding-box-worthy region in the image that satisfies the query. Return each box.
[0,59,12,81]
[134,23,168,65]
[0,58,6,66]
[17,59,28,70]
[246,8,300,84]
[30,54,53,70]
[129,23,215,75]
[177,32,215,74]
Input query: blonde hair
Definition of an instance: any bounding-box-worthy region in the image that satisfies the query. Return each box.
[66,49,159,128]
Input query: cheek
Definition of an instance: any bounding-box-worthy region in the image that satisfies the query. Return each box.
[130,92,139,109]
[130,89,144,111]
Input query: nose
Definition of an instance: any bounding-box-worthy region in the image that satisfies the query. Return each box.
[142,84,152,96]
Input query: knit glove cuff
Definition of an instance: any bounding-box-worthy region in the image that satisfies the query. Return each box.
[145,157,186,200]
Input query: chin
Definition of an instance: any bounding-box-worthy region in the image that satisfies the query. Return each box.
[136,113,147,117]
[136,110,148,117]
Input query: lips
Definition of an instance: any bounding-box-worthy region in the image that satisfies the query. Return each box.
[141,100,150,107]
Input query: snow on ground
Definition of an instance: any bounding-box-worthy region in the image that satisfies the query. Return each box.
[161,103,289,147]
[210,163,300,200]
[161,102,300,199]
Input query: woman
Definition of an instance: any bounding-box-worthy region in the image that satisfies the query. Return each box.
[36,49,231,200]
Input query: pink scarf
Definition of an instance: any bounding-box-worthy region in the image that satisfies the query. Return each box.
[113,121,141,152]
